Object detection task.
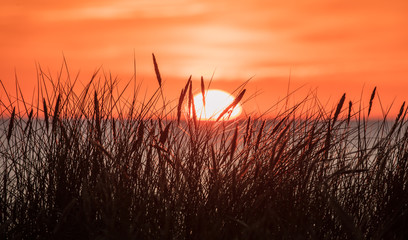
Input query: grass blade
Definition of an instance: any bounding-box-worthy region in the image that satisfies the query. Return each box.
[216,89,246,121]
[52,94,61,132]
[230,125,239,162]
[6,107,15,142]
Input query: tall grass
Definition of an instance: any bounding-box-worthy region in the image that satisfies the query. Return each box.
[1,58,408,239]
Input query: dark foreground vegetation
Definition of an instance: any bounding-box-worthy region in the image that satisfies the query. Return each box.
[1,58,408,239]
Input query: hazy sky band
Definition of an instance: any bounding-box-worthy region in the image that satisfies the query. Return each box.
[1,0,407,117]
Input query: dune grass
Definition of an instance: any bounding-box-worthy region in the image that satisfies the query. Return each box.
[1,57,408,239]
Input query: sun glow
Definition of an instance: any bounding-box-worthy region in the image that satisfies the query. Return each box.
[191,89,242,121]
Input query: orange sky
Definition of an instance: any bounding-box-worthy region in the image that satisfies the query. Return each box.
[1,0,408,118]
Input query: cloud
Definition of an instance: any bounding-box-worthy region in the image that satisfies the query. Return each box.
[3,0,209,22]
[1,0,408,86]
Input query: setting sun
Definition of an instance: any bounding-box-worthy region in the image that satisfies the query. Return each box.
[192,89,242,121]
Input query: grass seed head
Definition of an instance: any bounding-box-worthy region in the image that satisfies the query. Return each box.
[177,88,186,124]
[152,53,162,88]
[368,86,376,117]
[347,101,353,125]
[43,98,49,131]
[52,94,61,132]
[201,76,205,107]
[333,93,346,124]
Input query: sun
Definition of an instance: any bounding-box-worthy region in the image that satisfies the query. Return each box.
[191,89,243,121]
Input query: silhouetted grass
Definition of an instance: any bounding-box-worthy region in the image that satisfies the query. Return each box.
[1,57,407,239]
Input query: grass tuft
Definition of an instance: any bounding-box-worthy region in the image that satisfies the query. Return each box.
[1,59,408,239]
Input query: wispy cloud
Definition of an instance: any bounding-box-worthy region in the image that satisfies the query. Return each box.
[1,0,408,106]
